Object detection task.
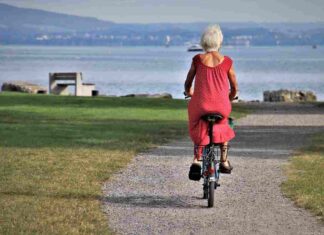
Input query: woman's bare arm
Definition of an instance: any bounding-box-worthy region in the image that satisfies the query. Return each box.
[228,65,238,101]
[184,62,196,96]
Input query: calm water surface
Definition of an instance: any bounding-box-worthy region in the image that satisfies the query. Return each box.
[0,45,323,100]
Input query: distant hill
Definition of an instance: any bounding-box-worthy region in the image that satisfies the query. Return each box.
[1,3,323,46]
[0,3,114,32]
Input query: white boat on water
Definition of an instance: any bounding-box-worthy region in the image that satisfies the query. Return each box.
[187,44,203,52]
[165,35,171,47]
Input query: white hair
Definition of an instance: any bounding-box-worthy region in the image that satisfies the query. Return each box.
[200,24,223,52]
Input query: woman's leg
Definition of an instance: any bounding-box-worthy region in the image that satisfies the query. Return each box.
[193,145,204,163]
[220,142,229,165]
[189,145,204,181]
[220,142,233,172]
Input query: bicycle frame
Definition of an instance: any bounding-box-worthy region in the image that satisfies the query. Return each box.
[201,118,222,207]
[202,144,220,196]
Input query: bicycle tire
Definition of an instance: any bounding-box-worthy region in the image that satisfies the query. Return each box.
[203,182,208,199]
[208,181,215,207]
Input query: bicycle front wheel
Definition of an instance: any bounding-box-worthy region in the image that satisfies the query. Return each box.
[208,181,215,207]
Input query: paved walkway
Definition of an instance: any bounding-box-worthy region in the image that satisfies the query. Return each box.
[102,103,324,235]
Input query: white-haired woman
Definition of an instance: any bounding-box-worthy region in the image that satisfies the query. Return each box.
[184,25,238,180]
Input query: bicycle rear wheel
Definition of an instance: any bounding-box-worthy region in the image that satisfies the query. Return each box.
[208,181,215,207]
[203,184,208,199]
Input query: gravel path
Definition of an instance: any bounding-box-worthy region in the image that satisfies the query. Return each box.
[102,103,324,235]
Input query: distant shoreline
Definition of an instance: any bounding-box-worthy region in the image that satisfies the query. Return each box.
[0,44,321,48]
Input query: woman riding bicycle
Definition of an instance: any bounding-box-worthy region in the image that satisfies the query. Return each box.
[184,24,238,178]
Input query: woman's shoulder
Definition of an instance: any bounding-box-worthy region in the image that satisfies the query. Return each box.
[192,54,202,65]
[192,53,202,60]
[222,55,233,70]
[223,55,233,62]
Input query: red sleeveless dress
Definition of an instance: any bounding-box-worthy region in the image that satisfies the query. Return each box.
[188,54,235,146]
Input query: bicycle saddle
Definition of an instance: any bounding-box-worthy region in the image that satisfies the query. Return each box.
[201,113,224,123]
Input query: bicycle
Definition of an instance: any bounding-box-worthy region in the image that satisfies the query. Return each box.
[185,93,235,207]
[200,113,224,207]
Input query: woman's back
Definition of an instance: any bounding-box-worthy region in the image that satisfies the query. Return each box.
[191,52,233,117]
[199,52,224,67]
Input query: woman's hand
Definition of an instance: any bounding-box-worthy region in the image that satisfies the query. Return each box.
[184,87,194,97]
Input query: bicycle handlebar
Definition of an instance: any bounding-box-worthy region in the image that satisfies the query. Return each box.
[183,92,190,99]
[183,91,238,101]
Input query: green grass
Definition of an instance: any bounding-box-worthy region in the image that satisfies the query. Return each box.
[0,92,248,234]
[282,133,324,222]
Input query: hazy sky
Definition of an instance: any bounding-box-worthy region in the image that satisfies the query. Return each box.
[1,0,324,23]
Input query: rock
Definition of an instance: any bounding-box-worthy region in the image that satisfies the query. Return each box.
[304,91,317,102]
[1,81,47,94]
[123,93,149,98]
[122,93,173,99]
[263,89,316,102]
[149,93,173,99]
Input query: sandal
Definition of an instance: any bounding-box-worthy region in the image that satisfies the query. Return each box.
[189,163,201,181]
[220,160,233,174]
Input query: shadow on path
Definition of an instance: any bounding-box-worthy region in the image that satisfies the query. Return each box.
[232,126,324,159]
[104,195,203,209]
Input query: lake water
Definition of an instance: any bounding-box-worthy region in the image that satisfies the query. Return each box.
[0,45,323,100]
